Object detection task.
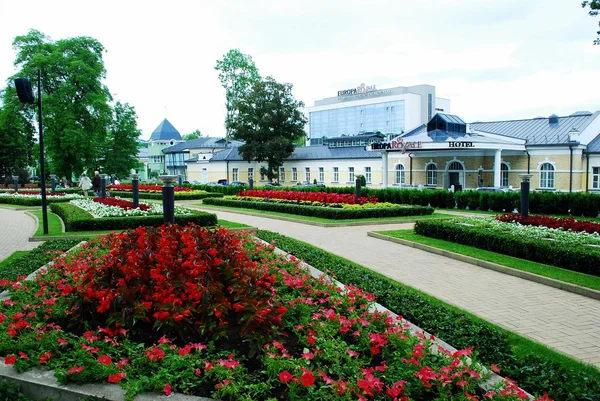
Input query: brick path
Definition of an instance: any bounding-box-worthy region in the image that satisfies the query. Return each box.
[198,207,600,369]
[0,208,40,262]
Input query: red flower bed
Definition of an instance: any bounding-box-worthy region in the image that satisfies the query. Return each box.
[108,184,194,192]
[496,213,600,234]
[238,189,377,205]
[93,197,150,211]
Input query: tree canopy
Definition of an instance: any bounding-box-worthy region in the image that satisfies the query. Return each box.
[100,102,141,178]
[215,49,261,140]
[182,129,204,140]
[582,1,600,44]
[0,86,35,180]
[227,76,307,182]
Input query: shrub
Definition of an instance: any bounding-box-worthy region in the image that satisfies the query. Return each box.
[109,191,223,200]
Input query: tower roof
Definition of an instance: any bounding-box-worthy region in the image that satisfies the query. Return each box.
[149,118,182,141]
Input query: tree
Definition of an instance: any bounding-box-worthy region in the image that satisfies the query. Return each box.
[582,1,600,44]
[101,102,141,178]
[227,76,307,182]
[11,29,113,179]
[215,49,261,140]
[182,129,204,140]
[0,86,35,180]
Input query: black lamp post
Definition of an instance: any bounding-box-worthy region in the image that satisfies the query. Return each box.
[159,175,177,224]
[519,174,533,217]
[14,70,48,234]
[12,175,19,193]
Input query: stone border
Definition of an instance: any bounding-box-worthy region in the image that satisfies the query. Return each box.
[367,231,600,301]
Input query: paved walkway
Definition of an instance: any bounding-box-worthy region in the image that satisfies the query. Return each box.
[0,208,40,262]
[198,207,600,369]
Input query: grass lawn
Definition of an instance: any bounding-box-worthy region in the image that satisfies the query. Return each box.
[375,229,600,292]
[0,204,41,210]
[0,251,29,269]
[217,219,252,229]
[187,202,451,224]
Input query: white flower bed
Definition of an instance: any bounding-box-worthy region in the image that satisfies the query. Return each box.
[70,198,192,218]
[0,192,83,200]
[455,217,600,246]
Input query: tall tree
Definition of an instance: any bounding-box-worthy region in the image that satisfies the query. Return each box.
[214,49,261,140]
[11,29,113,179]
[0,86,35,179]
[101,102,141,178]
[182,129,204,140]
[227,76,307,182]
[582,1,600,44]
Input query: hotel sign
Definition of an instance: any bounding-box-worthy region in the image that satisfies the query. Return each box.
[370,137,422,154]
[448,141,474,148]
[338,83,377,97]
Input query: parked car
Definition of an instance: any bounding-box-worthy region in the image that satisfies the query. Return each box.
[263,182,282,188]
[475,187,513,193]
[229,181,247,186]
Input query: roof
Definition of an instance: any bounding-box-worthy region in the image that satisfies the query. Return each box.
[435,113,466,125]
[149,119,182,141]
[326,133,386,142]
[162,138,244,154]
[470,112,599,145]
[209,145,380,162]
[588,134,600,153]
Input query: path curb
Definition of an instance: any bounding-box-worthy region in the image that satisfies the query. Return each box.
[367,231,600,301]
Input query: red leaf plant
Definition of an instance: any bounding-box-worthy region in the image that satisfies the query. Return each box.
[237,190,377,205]
[496,213,600,234]
[52,224,286,348]
[108,184,194,193]
[92,197,151,211]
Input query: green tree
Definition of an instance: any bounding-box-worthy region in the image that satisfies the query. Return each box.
[182,129,204,140]
[11,29,113,179]
[0,86,35,180]
[101,102,141,178]
[583,1,600,44]
[227,76,307,182]
[215,49,261,140]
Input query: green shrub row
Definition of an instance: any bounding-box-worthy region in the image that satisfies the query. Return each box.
[109,190,224,200]
[49,203,217,232]
[414,219,600,276]
[202,197,434,219]
[254,230,600,401]
[0,196,75,206]
[188,184,247,196]
[0,239,81,282]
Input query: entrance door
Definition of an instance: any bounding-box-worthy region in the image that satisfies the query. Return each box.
[201,168,208,183]
[449,172,460,187]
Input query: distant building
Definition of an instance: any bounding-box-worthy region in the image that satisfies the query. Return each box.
[146,119,183,178]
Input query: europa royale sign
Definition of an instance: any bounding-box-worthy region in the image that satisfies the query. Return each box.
[337,83,377,97]
[369,139,477,153]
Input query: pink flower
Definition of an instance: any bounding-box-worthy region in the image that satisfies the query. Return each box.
[117,359,128,369]
[163,383,172,396]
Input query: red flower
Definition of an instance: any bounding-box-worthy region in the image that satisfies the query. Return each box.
[118,359,128,369]
[39,352,51,364]
[97,355,112,366]
[279,371,293,383]
[145,347,165,361]
[68,366,84,375]
[18,352,28,359]
[4,355,16,365]
[490,364,500,374]
[301,369,315,387]
[57,338,68,346]
[108,372,126,383]
[163,383,172,396]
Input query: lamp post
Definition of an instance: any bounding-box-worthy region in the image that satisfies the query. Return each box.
[159,175,177,224]
[131,173,140,209]
[50,174,56,195]
[100,174,107,198]
[519,174,533,217]
[14,70,48,234]
[12,175,19,193]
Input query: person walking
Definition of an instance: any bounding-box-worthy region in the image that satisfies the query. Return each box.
[92,171,101,196]
[79,173,92,196]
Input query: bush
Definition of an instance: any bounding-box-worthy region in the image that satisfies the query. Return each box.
[50,203,217,231]
[109,190,224,200]
[0,195,76,206]
[202,197,434,219]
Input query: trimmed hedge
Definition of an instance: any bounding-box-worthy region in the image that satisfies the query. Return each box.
[50,203,217,231]
[0,196,76,206]
[414,219,600,276]
[202,197,434,219]
[109,191,224,200]
[255,230,600,401]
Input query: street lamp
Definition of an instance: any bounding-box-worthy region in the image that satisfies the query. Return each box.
[14,70,48,234]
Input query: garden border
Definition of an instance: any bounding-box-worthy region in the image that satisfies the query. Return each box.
[367,231,600,301]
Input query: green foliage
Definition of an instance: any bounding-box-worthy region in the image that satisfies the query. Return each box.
[182,129,203,140]
[0,379,30,401]
[100,102,141,178]
[255,230,600,401]
[582,0,600,44]
[0,86,35,179]
[49,203,217,231]
[414,219,600,275]
[188,183,247,195]
[109,190,224,200]
[202,197,433,219]
[228,76,307,182]
[0,195,74,206]
[359,175,366,187]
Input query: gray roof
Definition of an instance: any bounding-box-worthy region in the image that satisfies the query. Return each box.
[209,145,380,162]
[162,138,243,154]
[326,133,386,141]
[402,124,427,138]
[150,119,182,141]
[436,113,466,125]
[470,112,599,145]
[588,134,600,153]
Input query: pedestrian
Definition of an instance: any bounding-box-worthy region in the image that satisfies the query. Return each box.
[114,177,121,185]
[79,173,92,196]
[92,171,101,196]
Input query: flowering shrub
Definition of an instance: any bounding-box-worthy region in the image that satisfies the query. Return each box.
[0,226,553,401]
[0,192,81,199]
[496,213,600,234]
[93,197,151,211]
[69,198,192,218]
[237,189,377,205]
[108,184,197,193]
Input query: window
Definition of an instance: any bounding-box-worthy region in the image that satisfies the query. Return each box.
[292,167,297,181]
[501,163,509,187]
[248,168,254,181]
[279,167,285,181]
[540,163,555,188]
[426,164,437,186]
[594,167,600,189]
[395,164,405,185]
[319,167,324,182]
[349,167,355,183]
[365,167,372,184]
[333,167,339,182]
[305,167,311,183]
[232,168,238,182]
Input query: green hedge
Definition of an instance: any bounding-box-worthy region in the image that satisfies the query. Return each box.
[50,203,217,231]
[255,230,600,401]
[0,196,75,206]
[414,219,600,276]
[109,191,224,200]
[202,198,434,219]
[188,184,248,196]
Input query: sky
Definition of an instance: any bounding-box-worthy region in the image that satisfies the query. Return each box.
[0,0,599,140]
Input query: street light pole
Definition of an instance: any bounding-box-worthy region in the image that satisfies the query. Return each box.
[37,70,49,235]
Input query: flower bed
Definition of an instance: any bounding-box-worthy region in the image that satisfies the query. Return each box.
[109,190,224,201]
[203,197,434,220]
[0,192,84,206]
[108,184,196,193]
[238,189,377,205]
[69,198,193,218]
[414,217,600,275]
[0,225,551,401]
[92,197,151,211]
[496,213,600,234]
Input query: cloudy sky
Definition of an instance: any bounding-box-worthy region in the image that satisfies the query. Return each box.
[0,0,599,140]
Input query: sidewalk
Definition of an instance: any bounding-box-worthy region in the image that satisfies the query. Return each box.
[0,208,40,262]
[198,207,600,369]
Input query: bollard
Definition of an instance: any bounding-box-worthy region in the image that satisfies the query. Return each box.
[355,177,361,203]
[50,175,56,195]
[519,174,533,217]
[178,175,183,189]
[159,175,177,224]
[100,174,107,198]
[132,173,140,209]
[249,178,254,190]
[12,175,19,193]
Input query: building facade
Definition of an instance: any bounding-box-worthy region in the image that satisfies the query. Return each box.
[146,119,183,179]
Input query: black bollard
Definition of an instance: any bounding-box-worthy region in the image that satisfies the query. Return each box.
[178,175,183,189]
[355,177,361,203]
[249,178,254,190]
[161,176,176,224]
[519,174,533,217]
[132,173,140,209]
[100,175,107,198]
[12,176,18,193]
[50,175,56,195]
